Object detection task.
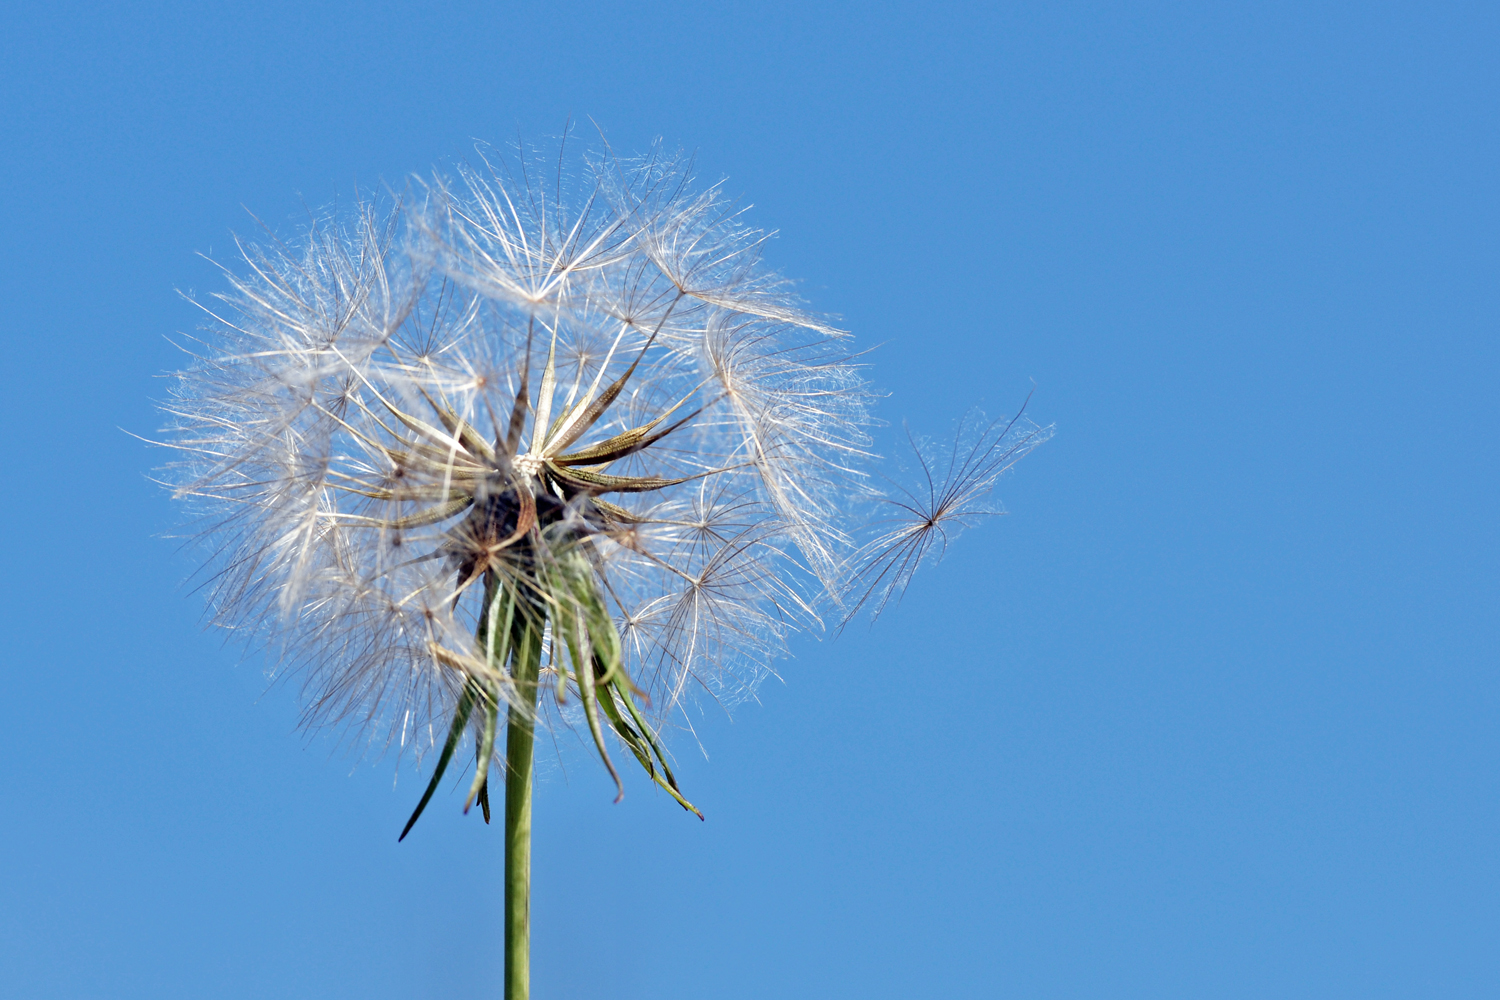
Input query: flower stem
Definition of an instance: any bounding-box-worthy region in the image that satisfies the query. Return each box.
[504,619,542,1000]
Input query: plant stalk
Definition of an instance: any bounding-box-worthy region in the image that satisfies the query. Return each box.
[504,618,542,1000]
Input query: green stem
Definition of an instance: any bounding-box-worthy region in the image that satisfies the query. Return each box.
[504,617,542,1000]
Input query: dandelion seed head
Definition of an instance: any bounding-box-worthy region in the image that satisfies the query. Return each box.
[163,141,877,765]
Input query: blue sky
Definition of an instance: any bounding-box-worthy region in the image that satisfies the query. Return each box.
[1,2,1496,997]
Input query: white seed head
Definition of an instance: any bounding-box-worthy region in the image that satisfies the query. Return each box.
[162,143,875,764]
